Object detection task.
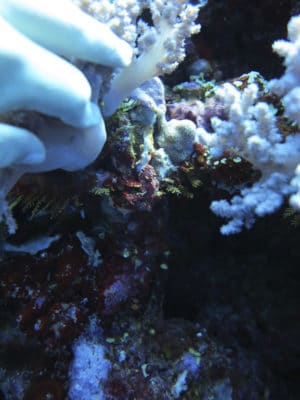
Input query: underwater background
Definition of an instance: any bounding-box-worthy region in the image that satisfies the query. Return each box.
[0,0,299,399]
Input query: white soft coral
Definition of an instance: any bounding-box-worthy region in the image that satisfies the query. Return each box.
[0,0,133,233]
[92,0,203,115]
[197,79,300,234]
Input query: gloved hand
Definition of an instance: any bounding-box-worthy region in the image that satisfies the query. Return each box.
[0,0,132,170]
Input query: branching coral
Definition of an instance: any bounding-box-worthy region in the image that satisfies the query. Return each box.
[197,15,300,234]
[5,1,300,237]
[75,0,204,115]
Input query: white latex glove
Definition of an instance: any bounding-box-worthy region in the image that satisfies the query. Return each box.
[0,0,132,171]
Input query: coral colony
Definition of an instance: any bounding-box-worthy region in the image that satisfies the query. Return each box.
[0,0,300,399]
[1,0,300,234]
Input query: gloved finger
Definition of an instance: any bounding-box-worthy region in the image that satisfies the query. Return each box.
[0,123,46,168]
[0,16,100,128]
[0,0,133,68]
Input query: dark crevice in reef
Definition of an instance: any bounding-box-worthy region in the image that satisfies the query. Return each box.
[165,0,293,86]
[163,190,300,399]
